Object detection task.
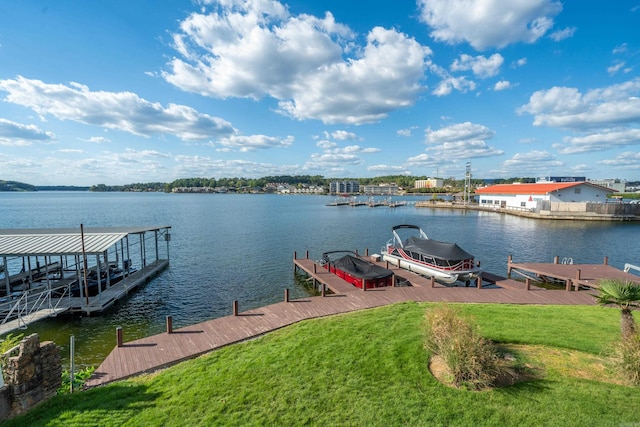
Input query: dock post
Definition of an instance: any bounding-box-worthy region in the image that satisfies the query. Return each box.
[362,278,366,291]
[365,248,369,256]
[116,327,123,348]
[526,278,531,290]
[574,270,581,291]
[392,274,396,288]
[284,288,289,302]
[166,315,173,334]
[507,255,512,278]
[305,250,309,259]
[294,251,297,260]
[313,263,317,274]
[603,256,608,265]
[321,284,326,297]
[554,256,559,264]
[565,279,571,292]
[476,275,482,289]
[430,276,435,288]
[233,300,239,316]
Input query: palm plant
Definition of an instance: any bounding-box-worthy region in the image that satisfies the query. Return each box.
[594,279,640,339]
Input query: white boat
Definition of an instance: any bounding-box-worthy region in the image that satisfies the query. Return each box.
[382,224,481,284]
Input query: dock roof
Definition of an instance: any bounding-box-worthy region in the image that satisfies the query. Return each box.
[0,226,170,257]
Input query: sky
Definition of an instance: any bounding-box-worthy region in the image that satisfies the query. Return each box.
[0,0,639,186]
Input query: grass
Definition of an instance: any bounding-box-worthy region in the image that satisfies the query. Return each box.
[5,302,640,426]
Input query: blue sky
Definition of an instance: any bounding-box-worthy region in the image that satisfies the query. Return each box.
[1,0,639,186]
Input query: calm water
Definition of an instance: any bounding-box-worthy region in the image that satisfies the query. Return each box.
[1,192,639,367]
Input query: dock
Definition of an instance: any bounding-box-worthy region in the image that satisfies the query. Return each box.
[507,255,640,290]
[0,226,171,334]
[87,252,606,389]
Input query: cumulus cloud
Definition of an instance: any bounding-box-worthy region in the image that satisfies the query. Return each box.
[451,53,503,78]
[519,79,640,129]
[163,0,432,124]
[0,76,234,140]
[0,118,56,146]
[422,122,503,161]
[417,0,563,50]
[494,80,511,91]
[600,151,640,170]
[367,164,411,175]
[501,150,564,174]
[214,135,293,152]
[518,79,640,155]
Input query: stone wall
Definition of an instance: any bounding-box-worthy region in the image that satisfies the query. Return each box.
[0,333,61,420]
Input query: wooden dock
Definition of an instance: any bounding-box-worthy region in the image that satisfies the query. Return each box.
[508,256,640,290]
[86,253,604,389]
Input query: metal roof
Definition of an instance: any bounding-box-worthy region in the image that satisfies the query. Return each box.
[0,226,170,257]
[474,182,616,196]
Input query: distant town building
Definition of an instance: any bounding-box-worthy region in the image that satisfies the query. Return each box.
[363,183,398,195]
[414,178,443,189]
[329,181,360,194]
[475,182,616,210]
[588,179,627,193]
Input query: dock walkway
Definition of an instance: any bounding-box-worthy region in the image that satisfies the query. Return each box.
[86,254,599,389]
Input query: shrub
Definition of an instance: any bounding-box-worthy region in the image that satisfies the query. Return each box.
[611,333,640,386]
[424,305,499,390]
[58,366,96,394]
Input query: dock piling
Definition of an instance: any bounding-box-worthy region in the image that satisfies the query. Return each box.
[476,275,482,289]
[430,277,435,288]
[116,327,123,348]
[166,315,173,334]
[604,256,608,265]
[321,284,326,297]
[284,288,289,302]
[233,300,239,316]
[526,278,531,290]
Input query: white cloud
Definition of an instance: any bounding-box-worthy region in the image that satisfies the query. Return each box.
[81,136,111,144]
[519,78,640,130]
[174,155,300,178]
[600,151,640,170]
[0,76,235,141]
[397,126,418,137]
[417,0,563,50]
[422,122,503,161]
[501,150,564,173]
[613,43,628,54]
[0,118,56,146]
[494,80,512,91]
[608,61,626,75]
[519,79,640,154]
[549,27,576,41]
[451,53,503,78]
[213,134,293,152]
[425,122,494,143]
[432,76,476,96]
[329,130,360,141]
[163,1,432,125]
[553,128,640,154]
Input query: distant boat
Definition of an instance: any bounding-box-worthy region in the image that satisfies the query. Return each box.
[320,251,394,289]
[382,224,480,285]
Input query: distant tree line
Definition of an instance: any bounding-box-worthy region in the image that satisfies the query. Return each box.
[0,180,36,191]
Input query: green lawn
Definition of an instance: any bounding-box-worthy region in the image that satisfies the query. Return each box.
[6,302,639,426]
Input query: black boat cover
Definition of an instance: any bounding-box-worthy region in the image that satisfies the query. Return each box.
[403,236,474,261]
[332,254,394,279]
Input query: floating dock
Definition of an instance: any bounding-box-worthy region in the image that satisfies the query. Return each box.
[0,226,171,334]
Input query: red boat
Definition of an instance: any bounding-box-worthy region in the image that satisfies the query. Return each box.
[320,251,394,289]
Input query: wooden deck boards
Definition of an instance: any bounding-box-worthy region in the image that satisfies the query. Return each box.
[509,261,640,289]
[86,256,604,389]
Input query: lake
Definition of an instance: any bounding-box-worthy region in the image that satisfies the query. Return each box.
[1,191,639,368]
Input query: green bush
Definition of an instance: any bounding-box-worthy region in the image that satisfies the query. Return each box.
[58,366,96,394]
[424,305,499,390]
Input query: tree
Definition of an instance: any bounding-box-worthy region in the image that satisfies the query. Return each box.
[594,279,640,339]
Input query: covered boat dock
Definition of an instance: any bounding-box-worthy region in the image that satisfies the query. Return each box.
[0,225,171,334]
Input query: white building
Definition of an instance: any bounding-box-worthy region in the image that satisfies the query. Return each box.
[475,182,616,210]
[363,183,398,195]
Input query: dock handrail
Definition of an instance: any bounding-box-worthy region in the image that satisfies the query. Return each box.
[624,263,640,275]
[0,283,71,330]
